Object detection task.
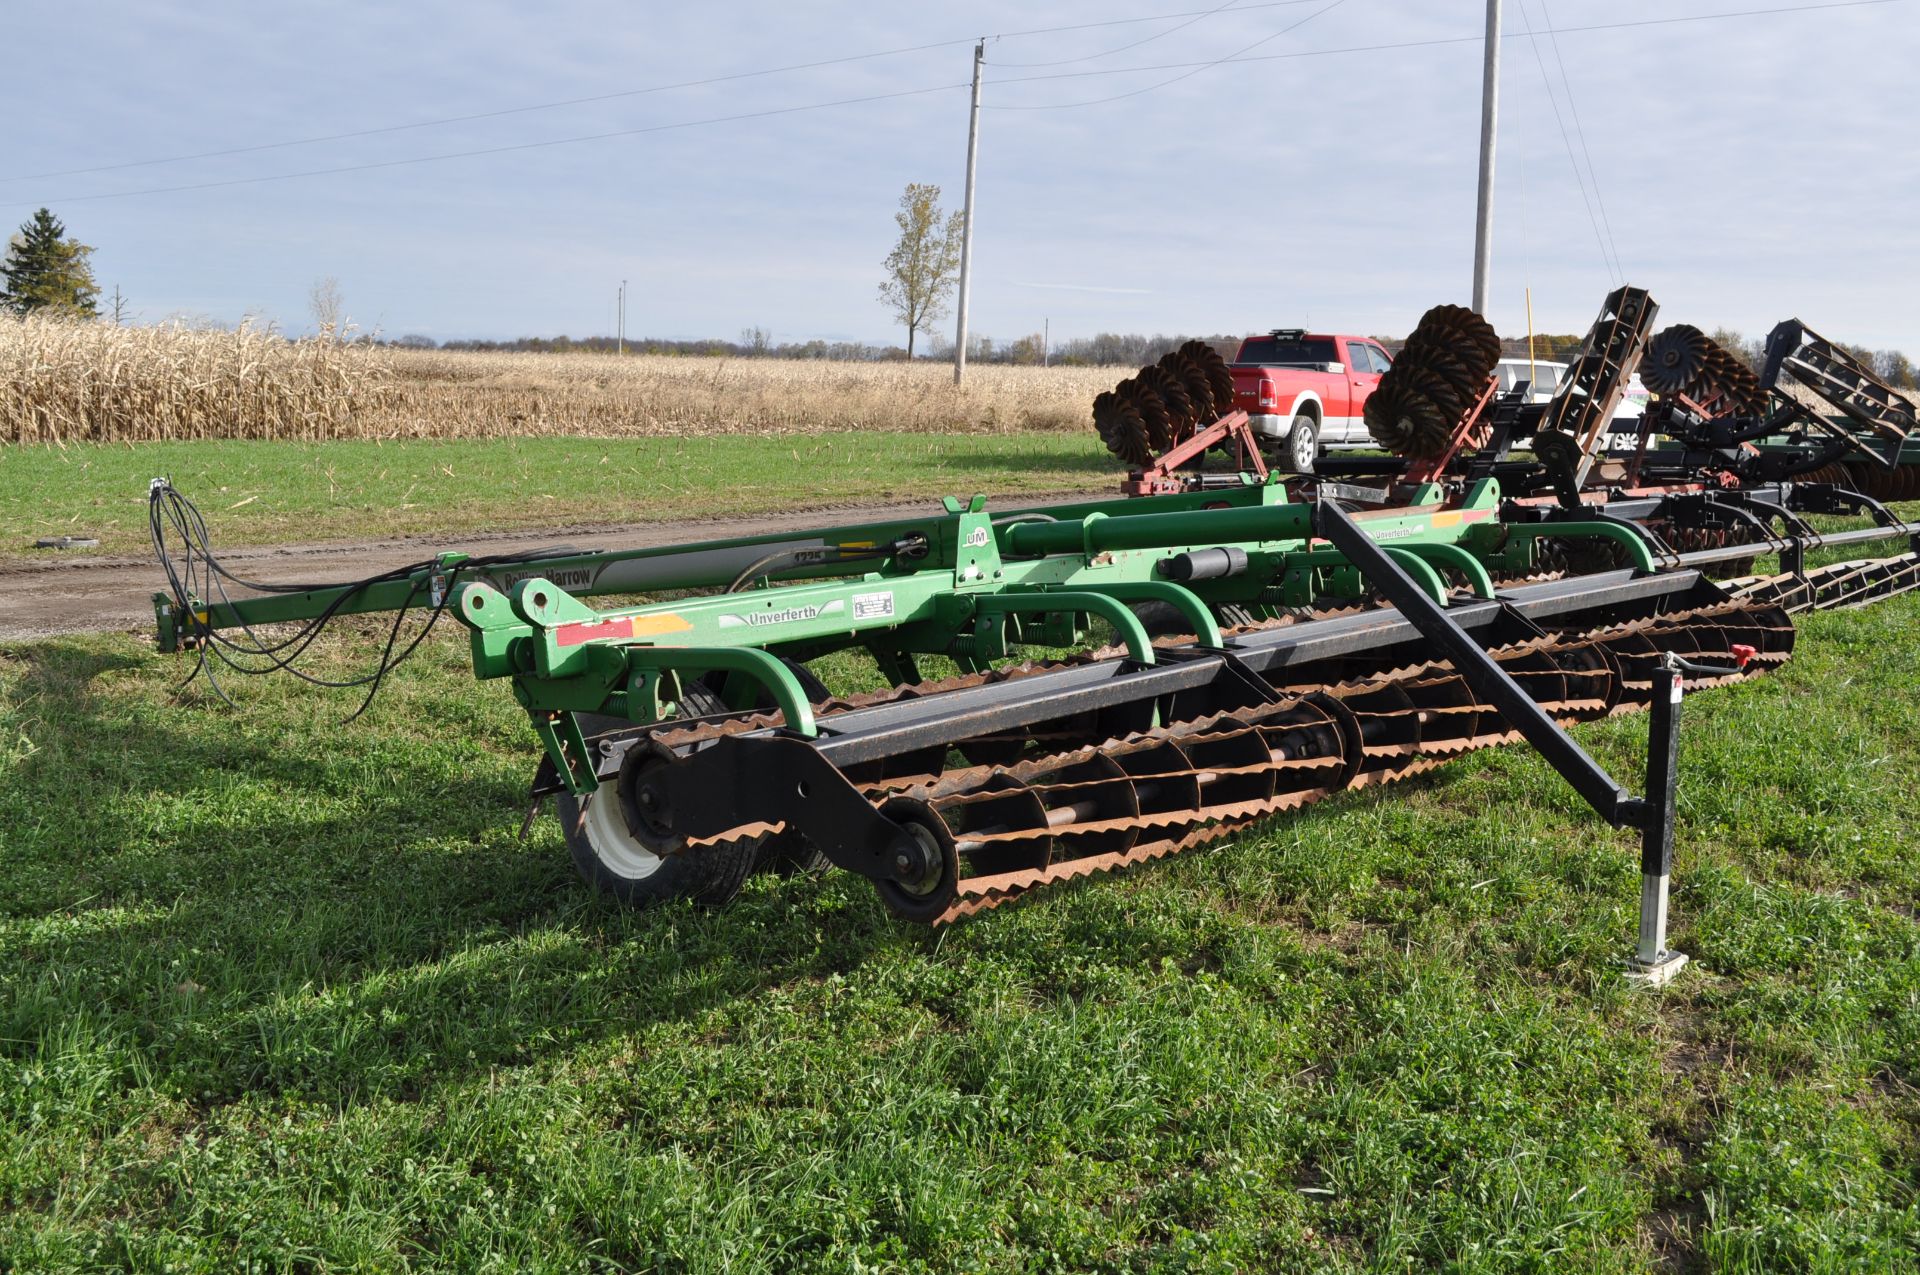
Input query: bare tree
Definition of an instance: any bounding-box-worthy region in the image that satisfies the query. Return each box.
[877,184,964,359]
[108,284,131,325]
[1875,349,1917,390]
[308,275,345,339]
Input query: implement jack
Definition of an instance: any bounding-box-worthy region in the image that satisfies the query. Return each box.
[1315,502,1757,987]
[1629,658,1692,987]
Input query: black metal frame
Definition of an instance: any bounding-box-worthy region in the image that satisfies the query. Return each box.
[1313,501,1643,827]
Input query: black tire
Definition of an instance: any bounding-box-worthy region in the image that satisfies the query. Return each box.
[1283,414,1318,474]
[1133,600,1260,642]
[698,659,832,708]
[557,747,761,908]
[1129,599,1188,639]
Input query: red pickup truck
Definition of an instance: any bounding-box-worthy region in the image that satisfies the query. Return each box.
[1230,329,1395,472]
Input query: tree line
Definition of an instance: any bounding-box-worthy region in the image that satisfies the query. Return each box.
[417,330,1249,366]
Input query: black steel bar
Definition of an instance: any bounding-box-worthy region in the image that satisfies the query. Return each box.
[546,569,1727,795]
[1229,570,1714,674]
[1641,667,1681,883]
[811,659,1221,767]
[1314,499,1639,826]
[1631,662,1686,977]
[1670,521,1920,571]
[799,572,1725,768]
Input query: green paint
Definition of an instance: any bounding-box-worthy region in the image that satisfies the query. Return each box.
[155,479,1669,794]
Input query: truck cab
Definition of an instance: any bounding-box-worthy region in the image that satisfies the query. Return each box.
[1230,330,1394,470]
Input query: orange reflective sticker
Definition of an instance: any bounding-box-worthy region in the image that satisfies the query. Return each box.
[630,613,693,636]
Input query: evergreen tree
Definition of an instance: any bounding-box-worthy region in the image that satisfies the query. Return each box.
[1,208,100,317]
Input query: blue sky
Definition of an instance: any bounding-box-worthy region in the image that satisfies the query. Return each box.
[6,1,1916,352]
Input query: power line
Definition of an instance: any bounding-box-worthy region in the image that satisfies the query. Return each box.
[988,0,1349,110]
[15,0,1904,207]
[1539,1,1627,281]
[1515,0,1618,284]
[988,0,1258,69]
[20,83,969,207]
[0,1,1337,185]
[16,0,1884,187]
[984,0,1906,92]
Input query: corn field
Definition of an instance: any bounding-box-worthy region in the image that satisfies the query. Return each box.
[0,316,402,444]
[0,316,1111,443]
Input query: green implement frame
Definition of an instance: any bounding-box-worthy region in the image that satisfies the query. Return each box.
[153,475,1654,796]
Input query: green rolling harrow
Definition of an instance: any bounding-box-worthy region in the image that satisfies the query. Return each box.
[151,464,1920,974]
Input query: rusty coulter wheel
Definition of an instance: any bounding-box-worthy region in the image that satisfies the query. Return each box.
[1139,364,1195,440]
[1094,390,1154,466]
[1643,325,1711,396]
[1164,350,1219,424]
[1124,379,1175,452]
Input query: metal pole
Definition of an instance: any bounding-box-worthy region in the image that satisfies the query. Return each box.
[1629,659,1689,986]
[1526,286,1536,390]
[1471,0,1500,316]
[954,40,984,385]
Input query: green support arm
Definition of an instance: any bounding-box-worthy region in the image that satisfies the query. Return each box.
[977,590,1158,664]
[1510,521,1658,574]
[1050,580,1224,647]
[1398,542,1497,599]
[1289,547,1454,606]
[623,646,818,738]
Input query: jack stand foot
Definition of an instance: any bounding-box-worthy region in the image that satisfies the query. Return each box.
[1624,950,1689,988]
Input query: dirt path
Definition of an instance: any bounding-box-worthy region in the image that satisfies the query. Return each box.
[0,489,1107,642]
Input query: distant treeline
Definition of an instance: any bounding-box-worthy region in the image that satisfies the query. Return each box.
[413,329,1250,367]
[396,324,1917,387]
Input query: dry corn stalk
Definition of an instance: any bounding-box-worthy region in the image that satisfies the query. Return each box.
[0,315,1113,443]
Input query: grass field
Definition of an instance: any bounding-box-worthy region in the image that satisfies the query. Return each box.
[4,576,1920,1269]
[0,433,1115,557]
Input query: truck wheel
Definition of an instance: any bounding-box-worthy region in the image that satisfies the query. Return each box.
[1284,415,1318,474]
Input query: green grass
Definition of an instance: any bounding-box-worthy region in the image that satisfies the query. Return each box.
[0,433,1115,557]
[4,589,1920,1270]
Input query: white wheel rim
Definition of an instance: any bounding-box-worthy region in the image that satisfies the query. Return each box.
[1292,426,1314,470]
[581,787,666,881]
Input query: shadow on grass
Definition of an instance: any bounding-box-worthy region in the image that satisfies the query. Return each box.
[2,639,903,1108]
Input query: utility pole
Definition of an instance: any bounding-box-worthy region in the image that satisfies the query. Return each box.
[1042,317,1049,368]
[618,279,627,355]
[953,40,984,385]
[1471,0,1501,316]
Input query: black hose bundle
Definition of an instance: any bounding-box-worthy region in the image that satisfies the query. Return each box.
[148,479,572,719]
